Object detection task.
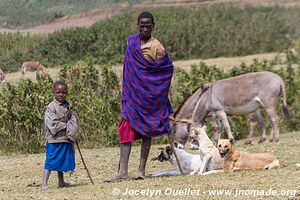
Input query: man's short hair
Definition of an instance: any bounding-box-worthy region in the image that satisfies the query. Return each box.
[138,11,154,23]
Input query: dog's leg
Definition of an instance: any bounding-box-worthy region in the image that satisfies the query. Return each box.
[264,159,280,169]
[190,154,211,175]
[150,169,180,177]
[198,154,212,175]
[202,170,224,175]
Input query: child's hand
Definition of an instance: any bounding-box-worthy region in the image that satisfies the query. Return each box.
[61,117,68,123]
[67,134,76,143]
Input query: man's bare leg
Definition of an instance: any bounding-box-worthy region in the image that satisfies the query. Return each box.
[104,142,131,182]
[135,136,152,179]
[41,169,51,190]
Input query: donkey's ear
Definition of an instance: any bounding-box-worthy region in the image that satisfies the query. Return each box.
[201,83,212,92]
[187,123,191,133]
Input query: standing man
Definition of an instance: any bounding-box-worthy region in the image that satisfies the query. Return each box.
[105,11,174,182]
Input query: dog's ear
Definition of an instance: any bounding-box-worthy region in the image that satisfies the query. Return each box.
[229,138,235,144]
[166,146,172,155]
[214,139,219,147]
[173,141,178,148]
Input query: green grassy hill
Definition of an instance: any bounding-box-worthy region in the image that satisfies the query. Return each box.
[0,6,296,72]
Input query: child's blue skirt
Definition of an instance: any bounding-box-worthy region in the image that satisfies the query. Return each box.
[44,143,75,172]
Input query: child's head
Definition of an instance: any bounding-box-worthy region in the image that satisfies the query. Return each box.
[52,81,68,103]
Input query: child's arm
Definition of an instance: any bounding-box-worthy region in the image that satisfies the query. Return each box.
[45,106,67,135]
[66,110,79,142]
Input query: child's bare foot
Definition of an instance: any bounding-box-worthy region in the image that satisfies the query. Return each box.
[103,174,129,183]
[58,182,71,188]
[41,185,48,191]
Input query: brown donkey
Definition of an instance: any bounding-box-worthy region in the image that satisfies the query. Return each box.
[21,61,48,78]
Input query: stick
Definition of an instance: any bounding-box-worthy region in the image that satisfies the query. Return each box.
[167,134,184,175]
[76,141,94,185]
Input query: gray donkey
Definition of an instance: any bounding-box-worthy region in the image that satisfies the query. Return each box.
[171,71,288,146]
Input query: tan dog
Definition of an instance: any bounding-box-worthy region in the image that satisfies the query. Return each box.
[189,126,223,175]
[217,139,280,172]
[21,61,48,78]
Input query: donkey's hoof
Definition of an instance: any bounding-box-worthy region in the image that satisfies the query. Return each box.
[258,137,266,144]
[244,140,253,145]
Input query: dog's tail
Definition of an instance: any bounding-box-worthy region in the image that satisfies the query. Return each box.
[279,161,287,168]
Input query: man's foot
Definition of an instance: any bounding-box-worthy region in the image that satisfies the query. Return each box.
[131,175,145,180]
[103,174,129,183]
[132,171,145,180]
[58,182,71,188]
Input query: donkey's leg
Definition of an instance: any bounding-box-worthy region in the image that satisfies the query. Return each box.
[264,107,279,142]
[210,115,220,145]
[216,111,234,141]
[245,111,257,145]
[21,66,26,79]
[256,109,267,143]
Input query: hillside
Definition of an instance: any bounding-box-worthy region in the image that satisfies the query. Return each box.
[0,0,300,33]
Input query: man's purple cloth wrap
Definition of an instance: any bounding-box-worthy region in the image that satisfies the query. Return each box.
[121,33,174,137]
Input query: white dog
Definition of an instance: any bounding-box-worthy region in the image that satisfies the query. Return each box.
[189,126,223,175]
[150,142,202,176]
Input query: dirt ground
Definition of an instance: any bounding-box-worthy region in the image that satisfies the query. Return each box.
[0,132,299,200]
[0,0,299,34]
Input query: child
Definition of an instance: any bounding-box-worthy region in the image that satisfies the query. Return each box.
[41,81,79,190]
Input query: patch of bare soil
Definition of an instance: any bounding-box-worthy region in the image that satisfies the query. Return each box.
[1,0,299,34]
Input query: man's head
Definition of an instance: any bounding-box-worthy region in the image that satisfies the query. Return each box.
[53,81,68,103]
[137,11,155,41]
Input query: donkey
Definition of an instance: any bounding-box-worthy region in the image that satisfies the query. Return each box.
[21,61,48,78]
[0,68,5,83]
[171,71,288,147]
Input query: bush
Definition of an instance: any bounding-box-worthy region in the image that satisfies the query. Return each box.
[0,60,121,153]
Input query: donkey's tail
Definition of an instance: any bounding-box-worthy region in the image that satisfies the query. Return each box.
[280,80,289,120]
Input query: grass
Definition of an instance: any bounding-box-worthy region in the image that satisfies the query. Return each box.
[0,131,299,200]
